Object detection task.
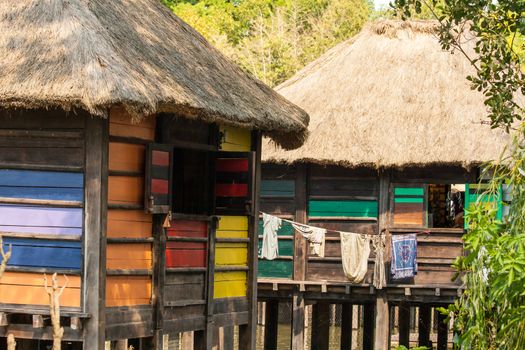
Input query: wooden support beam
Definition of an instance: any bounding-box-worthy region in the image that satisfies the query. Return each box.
[291,291,305,350]
[311,302,330,350]
[222,326,234,350]
[437,309,448,350]
[294,164,308,281]
[83,116,108,350]
[152,215,166,350]
[418,305,431,348]
[362,303,375,350]
[264,301,278,350]
[194,329,207,350]
[239,131,262,350]
[340,303,353,350]
[398,304,410,348]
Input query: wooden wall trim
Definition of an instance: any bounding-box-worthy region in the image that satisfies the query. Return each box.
[293,164,307,281]
[83,115,109,348]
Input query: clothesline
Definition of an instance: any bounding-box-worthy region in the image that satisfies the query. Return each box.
[259,211,388,289]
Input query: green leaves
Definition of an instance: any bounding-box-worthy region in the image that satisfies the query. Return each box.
[163,0,370,87]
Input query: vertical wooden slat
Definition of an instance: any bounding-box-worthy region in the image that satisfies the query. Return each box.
[311,302,330,350]
[363,303,375,350]
[292,163,307,350]
[83,115,108,349]
[239,131,261,349]
[437,309,448,350]
[264,300,278,350]
[398,303,410,348]
[152,215,166,350]
[204,217,218,349]
[340,303,353,350]
[418,305,431,348]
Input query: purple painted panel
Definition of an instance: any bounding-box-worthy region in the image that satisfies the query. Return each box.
[0,205,82,236]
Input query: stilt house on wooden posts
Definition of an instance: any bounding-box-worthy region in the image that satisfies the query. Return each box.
[0,1,308,349]
[258,20,509,350]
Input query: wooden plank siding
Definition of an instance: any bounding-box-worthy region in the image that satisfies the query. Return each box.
[0,109,86,309]
[106,108,154,308]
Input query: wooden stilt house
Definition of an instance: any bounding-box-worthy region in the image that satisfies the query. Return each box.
[0,1,308,349]
[258,20,508,350]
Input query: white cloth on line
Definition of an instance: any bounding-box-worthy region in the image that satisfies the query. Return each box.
[372,233,386,289]
[260,213,282,260]
[339,231,370,283]
[292,223,326,257]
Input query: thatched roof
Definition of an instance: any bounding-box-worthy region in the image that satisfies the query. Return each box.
[0,0,308,149]
[263,20,510,165]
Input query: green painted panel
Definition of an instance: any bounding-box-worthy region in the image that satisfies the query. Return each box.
[258,219,295,236]
[394,187,424,196]
[257,259,293,278]
[308,200,378,218]
[394,197,424,203]
[261,180,295,197]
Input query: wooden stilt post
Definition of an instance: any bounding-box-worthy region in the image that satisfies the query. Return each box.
[340,303,353,350]
[222,326,234,350]
[182,332,194,350]
[311,302,330,350]
[194,330,207,350]
[290,290,305,350]
[114,340,128,350]
[398,303,410,348]
[374,292,390,350]
[418,305,431,348]
[363,303,375,350]
[264,300,279,350]
[437,309,448,350]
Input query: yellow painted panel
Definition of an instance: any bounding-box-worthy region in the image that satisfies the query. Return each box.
[214,271,247,298]
[0,272,81,307]
[215,242,248,265]
[106,276,152,307]
[219,125,251,151]
[217,216,248,231]
[216,229,248,239]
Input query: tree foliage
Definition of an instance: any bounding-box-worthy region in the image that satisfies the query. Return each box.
[162,0,371,86]
[391,1,525,349]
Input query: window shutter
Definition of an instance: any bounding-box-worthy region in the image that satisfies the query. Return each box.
[145,143,173,214]
[214,151,254,215]
[391,185,427,227]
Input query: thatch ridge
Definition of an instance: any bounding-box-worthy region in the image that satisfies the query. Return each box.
[0,0,308,149]
[264,20,509,166]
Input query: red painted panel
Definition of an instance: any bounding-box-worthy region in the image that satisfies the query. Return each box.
[151,179,169,194]
[166,220,207,238]
[166,241,206,250]
[216,158,248,172]
[166,249,206,267]
[215,184,248,197]
[152,150,170,166]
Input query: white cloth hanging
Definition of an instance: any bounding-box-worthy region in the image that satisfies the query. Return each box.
[372,233,386,289]
[292,223,326,257]
[260,213,282,260]
[339,231,370,283]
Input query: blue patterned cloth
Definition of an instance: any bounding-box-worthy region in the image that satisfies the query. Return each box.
[391,234,417,279]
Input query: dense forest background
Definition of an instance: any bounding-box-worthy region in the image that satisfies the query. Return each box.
[162,0,373,87]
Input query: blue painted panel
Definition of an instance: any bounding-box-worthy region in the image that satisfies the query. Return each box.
[3,238,81,269]
[0,170,83,201]
[0,205,83,236]
[0,170,83,187]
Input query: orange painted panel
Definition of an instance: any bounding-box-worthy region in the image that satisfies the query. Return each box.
[0,272,80,307]
[106,243,152,269]
[109,142,146,173]
[108,176,144,205]
[106,276,152,307]
[107,209,152,238]
[109,107,155,141]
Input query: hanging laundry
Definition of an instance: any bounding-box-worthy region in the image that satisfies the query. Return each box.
[391,233,418,280]
[340,231,370,283]
[372,233,386,289]
[260,213,282,260]
[291,223,326,257]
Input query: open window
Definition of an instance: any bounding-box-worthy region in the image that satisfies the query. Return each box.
[214,151,254,216]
